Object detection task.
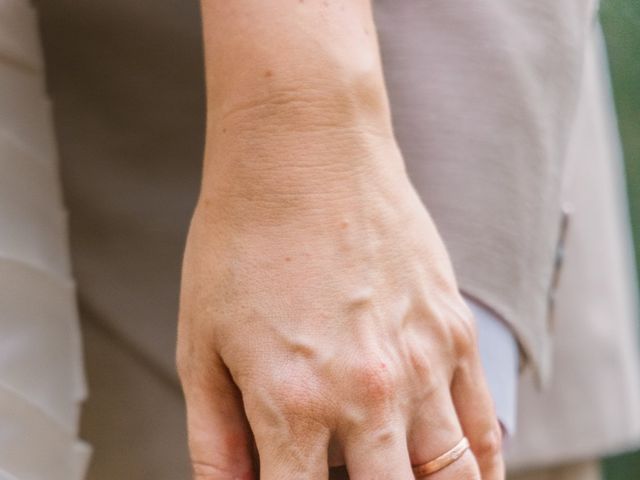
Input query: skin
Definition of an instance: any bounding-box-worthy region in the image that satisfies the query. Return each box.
[177,1,505,478]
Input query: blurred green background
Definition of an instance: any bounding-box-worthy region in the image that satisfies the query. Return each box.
[600,0,640,478]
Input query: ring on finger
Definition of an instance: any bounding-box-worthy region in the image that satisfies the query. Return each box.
[411,437,470,477]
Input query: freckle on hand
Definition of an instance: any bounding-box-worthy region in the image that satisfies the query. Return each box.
[264,69,273,78]
[285,256,292,262]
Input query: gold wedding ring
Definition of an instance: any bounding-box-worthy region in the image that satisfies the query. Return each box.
[412,437,470,477]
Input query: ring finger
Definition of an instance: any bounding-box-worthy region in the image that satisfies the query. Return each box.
[407,386,480,479]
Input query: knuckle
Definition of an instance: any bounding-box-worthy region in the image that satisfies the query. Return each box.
[472,425,503,461]
[348,356,398,406]
[249,377,329,442]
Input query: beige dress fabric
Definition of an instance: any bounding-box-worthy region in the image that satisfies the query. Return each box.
[1,0,638,478]
[0,1,90,479]
[505,22,640,470]
[374,0,601,384]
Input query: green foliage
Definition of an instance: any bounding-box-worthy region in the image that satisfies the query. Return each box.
[601,0,640,273]
[603,450,640,479]
[600,1,640,478]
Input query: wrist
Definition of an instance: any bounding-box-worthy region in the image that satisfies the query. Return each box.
[199,79,408,215]
[198,148,411,229]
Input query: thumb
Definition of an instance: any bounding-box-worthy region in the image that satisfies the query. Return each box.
[178,349,255,480]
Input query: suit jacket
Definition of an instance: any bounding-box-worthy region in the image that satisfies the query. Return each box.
[19,0,640,475]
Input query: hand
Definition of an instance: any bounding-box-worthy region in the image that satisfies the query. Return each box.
[176,146,504,479]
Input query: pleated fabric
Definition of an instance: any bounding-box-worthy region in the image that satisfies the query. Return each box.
[0,0,91,478]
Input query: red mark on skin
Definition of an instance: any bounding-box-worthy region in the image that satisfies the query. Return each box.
[285,256,292,262]
[380,362,387,369]
[264,69,273,78]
